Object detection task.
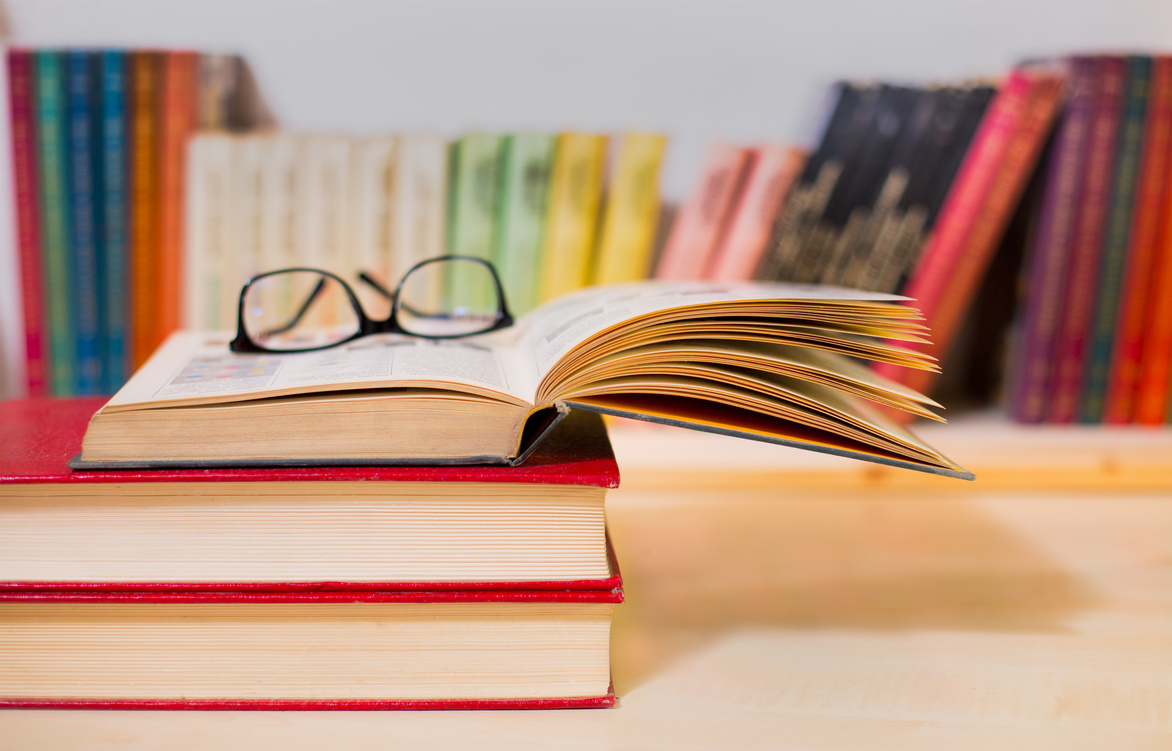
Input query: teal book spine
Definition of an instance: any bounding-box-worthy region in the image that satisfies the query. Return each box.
[1080,55,1152,422]
[446,134,504,309]
[492,134,554,315]
[67,50,102,395]
[98,50,128,393]
[34,50,76,396]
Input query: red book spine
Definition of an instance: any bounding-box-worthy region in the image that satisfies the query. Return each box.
[156,51,198,343]
[1109,56,1172,423]
[872,71,1034,389]
[0,696,615,711]
[129,51,160,369]
[7,49,48,396]
[1046,56,1127,423]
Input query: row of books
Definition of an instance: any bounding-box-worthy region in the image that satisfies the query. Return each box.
[8,47,261,398]
[1008,54,1172,425]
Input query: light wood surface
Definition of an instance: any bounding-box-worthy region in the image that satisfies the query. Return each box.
[3,421,1171,749]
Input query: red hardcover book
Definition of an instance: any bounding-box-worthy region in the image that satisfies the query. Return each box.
[1109,56,1172,423]
[874,70,1062,396]
[7,49,47,397]
[156,51,199,347]
[0,396,620,708]
[1045,56,1127,423]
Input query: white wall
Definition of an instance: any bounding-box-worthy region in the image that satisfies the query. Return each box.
[1,0,1170,398]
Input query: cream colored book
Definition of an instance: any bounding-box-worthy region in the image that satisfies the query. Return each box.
[182,133,236,330]
[74,282,972,479]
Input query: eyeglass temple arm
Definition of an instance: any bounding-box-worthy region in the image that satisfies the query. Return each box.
[358,271,393,300]
[259,277,327,338]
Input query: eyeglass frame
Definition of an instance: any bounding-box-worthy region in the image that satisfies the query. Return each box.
[229,255,515,354]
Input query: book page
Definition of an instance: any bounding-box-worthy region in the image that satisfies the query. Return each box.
[105,331,534,411]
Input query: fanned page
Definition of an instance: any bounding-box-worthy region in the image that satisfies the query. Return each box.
[511,281,968,477]
[104,331,535,413]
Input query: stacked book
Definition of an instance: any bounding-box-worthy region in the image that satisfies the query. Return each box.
[8,48,263,399]
[0,397,622,708]
[1007,54,1172,425]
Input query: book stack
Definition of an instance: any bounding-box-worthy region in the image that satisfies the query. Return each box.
[0,397,622,708]
[9,48,263,399]
[1008,54,1172,425]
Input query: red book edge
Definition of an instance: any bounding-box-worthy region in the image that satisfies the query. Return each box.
[1112,56,1172,423]
[1045,56,1128,423]
[0,694,616,711]
[156,51,198,343]
[7,49,48,397]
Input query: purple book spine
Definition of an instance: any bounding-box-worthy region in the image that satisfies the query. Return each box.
[1008,57,1096,422]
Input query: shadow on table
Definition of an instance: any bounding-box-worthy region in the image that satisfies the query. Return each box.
[605,487,1097,696]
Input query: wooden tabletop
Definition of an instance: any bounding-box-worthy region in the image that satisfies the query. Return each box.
[3,421,1171,749]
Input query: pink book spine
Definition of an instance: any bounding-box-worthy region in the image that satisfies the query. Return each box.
[708,144,804,281]
[1046,56,1126,423]
[873,71,1034,386]
[654,142,751,280]
[7,49,47,396]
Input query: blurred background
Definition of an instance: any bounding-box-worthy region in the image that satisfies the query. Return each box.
[1,0,1170,400]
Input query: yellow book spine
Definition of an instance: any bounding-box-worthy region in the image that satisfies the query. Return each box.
[538,133,608,303]
[593,133,667,285]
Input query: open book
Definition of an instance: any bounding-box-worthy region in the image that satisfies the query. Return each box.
[74,281,972,479]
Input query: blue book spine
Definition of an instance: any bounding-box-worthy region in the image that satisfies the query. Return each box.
[98,50,129,393]
[34,51,76,396]
[67,50,102,394]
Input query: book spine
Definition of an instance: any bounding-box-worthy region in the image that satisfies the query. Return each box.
[1104,57,1171,423]
[1046,56,1127,423]
[492,133,554,315]
[1079,56,1152,422]
[197,53,238,130]
[7,49,48,396]
[538,133,608,302]
[872,71,1035,390]
[1008,57,1096,423]
[129,51,160,368]
[1134,58,1172,424]
[347,137,397,293]
[97,50,129,393]
[389,135,448,279]
[66,51,103,395]
[592,132,668,286]
[181,134,236,330]
[708,145,804,282]
[447,133,505,309]
[157,51,198,348]
[654,142,751,280]
[34,50,76,396]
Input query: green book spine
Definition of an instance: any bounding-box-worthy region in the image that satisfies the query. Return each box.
[1080,55,1152,422]
[446,134,504,309]
[34,51,76,396]
[492,134,554,316]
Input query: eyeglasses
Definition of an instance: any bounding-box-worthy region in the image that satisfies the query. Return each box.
[229,256,515,353]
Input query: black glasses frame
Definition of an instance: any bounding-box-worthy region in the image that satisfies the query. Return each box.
[229,255,515,354]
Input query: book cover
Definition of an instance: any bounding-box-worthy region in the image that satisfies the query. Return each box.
[97,50,130,394]
[492,133,554,316]
[1080,55,1152,422]
[157,51,199,348]
[33,50,76,396]
[1105,56,1172,423]
[7,49,47,397]
[880,71,1065,398]
[655,141,751,280]
[66,50,103,395]
[593,132,668,286]
[712,145,802,282]
[1008,57,1096,423]
[129,50,161,369]
[538,133,608,302]
[1046,56,1127,423]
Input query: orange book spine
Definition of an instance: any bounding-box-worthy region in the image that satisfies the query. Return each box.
[1107,56,1172,423]
[708,144,804,281]
[655,142,751,280]
[129,51,161,368]
[872,71,1036,392]
[156,51,199,347]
